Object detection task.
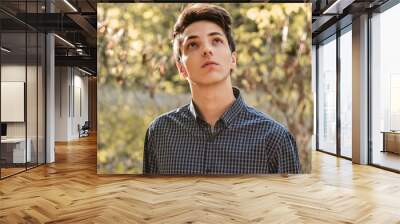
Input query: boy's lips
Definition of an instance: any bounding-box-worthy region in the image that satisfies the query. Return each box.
[202,61,219,68]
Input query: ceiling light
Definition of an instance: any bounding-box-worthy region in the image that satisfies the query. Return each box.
[1,47,11,53]
[63,0,78,12]
[54,34,75,48]
[78,67,93,76]
[322,0,355,15]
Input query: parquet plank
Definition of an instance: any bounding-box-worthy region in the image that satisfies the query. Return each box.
[0,135,399,223]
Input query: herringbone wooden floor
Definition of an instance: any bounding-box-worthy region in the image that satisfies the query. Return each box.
[1,135,400,224]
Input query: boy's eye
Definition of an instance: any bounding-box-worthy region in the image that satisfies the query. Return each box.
[187,42,198,49]
[213,38,223,44]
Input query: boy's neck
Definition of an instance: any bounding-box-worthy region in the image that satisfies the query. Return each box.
[191,81,235,127]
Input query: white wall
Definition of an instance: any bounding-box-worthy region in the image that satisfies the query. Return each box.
[55,67,69,141]
[55,67,89,141]
[72,73,89,137]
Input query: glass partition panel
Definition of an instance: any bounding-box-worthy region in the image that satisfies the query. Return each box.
[0,0,46,179]
[317,36,337,154]
[371,4,400,171]
[339,28,352,158]
[1,30,27,178]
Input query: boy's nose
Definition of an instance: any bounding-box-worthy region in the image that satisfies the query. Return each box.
[202,46,213,57]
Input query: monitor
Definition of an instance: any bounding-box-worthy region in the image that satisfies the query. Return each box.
[1,123,7,137]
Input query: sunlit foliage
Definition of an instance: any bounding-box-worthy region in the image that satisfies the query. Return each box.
[98,3,312,174]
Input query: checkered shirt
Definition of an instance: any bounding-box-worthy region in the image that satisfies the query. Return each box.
[143,87,301,174]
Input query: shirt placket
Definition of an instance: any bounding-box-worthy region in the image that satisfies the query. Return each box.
[203,122,220,174]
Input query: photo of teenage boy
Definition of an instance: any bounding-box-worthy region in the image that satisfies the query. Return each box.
[143,4,301,174]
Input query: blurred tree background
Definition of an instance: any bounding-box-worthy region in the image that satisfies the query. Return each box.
[97,3,312,174]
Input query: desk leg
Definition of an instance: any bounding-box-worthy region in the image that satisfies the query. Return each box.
[382,133,386,152]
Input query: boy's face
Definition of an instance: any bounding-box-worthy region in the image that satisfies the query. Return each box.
[176,21,237,87]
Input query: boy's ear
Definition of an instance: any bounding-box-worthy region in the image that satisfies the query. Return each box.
[176,61,188,78]
[231,51,237,71]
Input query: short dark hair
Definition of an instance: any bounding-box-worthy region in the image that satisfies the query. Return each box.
[172,4,236,63]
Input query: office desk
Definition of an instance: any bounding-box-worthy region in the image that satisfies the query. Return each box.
[1,138,31,163]
[381,131,400,154]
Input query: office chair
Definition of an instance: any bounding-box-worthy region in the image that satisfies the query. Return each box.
[79,121,90,138]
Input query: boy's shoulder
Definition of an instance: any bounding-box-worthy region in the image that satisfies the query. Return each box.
[147,104,190,131]
[243,105,291,135]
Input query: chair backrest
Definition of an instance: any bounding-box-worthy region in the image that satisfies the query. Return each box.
[82,121,90,129]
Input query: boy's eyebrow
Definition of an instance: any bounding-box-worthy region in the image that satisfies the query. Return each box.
[208,32,224,37]
[184,32,224,42]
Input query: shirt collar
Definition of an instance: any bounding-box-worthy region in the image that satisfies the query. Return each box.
[189,87,246,127]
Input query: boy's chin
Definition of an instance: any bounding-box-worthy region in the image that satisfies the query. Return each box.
[194,74,229,86]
